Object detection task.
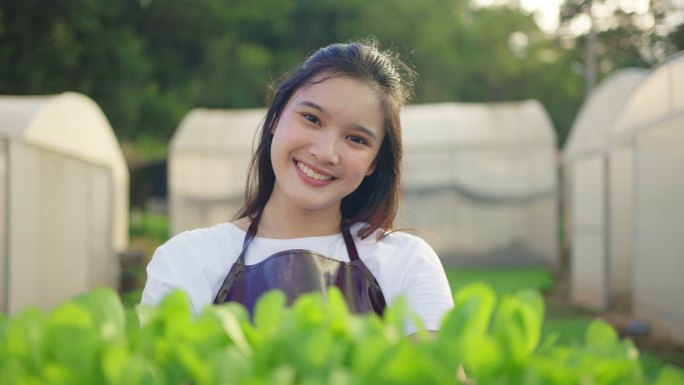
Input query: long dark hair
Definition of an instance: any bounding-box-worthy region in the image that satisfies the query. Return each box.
[236,39,415,239]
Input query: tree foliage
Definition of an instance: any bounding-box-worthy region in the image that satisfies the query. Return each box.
[0,0,680,147]
[559,0,683,82]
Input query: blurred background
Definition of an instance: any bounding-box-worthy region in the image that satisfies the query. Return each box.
[1,0,683,374]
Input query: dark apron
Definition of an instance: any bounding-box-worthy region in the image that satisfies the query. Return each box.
[213,214,386,315]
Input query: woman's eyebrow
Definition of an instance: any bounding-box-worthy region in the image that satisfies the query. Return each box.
[297,100,327,114]
[296,100,379,142]
[351,124,378,143]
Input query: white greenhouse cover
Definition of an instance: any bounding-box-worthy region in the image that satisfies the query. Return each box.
[563,69,648,311]
[0,92,129,313]
[613,52,684,343]
[399,102,558,266]
[170,108,264,235]
[564,69,648,159]
[170,101,559,267]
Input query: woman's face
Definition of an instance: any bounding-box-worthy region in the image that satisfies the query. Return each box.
[269,74,384,215]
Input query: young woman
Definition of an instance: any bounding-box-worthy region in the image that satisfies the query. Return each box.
[141,40,454,335]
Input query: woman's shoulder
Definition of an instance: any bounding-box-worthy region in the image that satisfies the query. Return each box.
[357,224,431,248]
[157,222,243,255]
[355,224,438,260]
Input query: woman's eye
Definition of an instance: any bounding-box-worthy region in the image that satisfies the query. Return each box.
[303,113,320,125]
[347,135,368,146]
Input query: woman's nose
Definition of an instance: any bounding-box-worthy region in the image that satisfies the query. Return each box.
[309,132,340,165]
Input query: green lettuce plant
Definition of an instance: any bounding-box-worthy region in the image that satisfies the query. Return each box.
[1,284,682,385]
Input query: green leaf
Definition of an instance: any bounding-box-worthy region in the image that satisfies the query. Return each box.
[134,304,157,327]
[44,303,103,385]
[292,291,326,328]
[211,306,253,356]
[73,287,126,341]
[349,335,395,378]
[585,319,619,349]
[491,289,544,364]
[48,302,94,329]
[381,296,408,343]
[157,290,193,323]
[325,287,352,336]
[653,365,684,385]
[210,347,253,384]
[101,345,161,385]
[3,308,46,375]
[285,328,337,371]
[436,283,496,364]
[253,290,287,338]
[174,343,212,385]
[449,283,497,339]
[266,364,297,385]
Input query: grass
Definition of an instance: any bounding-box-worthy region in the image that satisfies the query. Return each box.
[129,209,170,244]
[447,268,598,339]
[445,266,555,297]
[444,266,587,345]
[123,210,170,307]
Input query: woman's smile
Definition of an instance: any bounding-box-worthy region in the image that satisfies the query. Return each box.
[295,160,336,185]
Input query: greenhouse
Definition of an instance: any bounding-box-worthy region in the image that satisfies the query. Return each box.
[0,92,128,314]
[399,101,559,266]
[564,69,648,311]
[613,52,684,343]
[169,108,264,235]
[564,51,684,343]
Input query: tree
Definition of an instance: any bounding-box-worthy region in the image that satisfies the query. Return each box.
[558,0,683,91]
[0,0,591,148]
[670,21,684,49]
[0,0,153,138]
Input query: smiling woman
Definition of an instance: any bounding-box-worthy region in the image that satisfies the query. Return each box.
[141,40,455,336]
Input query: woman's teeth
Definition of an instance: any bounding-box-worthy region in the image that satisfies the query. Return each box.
[297,162,333,181]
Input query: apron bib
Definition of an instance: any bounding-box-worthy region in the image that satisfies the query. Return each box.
[213,214,386,315]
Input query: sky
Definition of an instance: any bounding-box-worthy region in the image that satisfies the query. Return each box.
[518,0,565,33]
[472,0,563,33]
[474,0,655,34]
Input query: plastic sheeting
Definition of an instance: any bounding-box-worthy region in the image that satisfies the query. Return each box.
[564,69,647,310]
[0,139,6,313]
[616,52,684,343]
[564,52,684,343]
[398,102,559,266]
[170,108,264,235]
[7,143,114,313]
[0,92,126,314]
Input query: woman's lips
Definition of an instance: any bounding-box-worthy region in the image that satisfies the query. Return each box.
[295,161,336,185]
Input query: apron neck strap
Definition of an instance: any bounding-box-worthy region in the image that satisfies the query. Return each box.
[235,211,261,264]
[236,211,360,263]
[342,227,360,262]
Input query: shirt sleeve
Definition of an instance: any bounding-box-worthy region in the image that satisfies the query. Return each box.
[399,239,454,335]
[140,231,223,315]
[140,245,184,308]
